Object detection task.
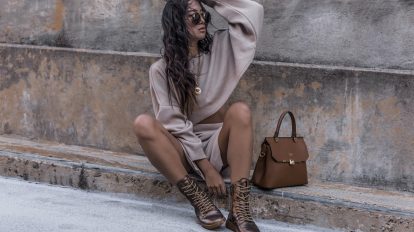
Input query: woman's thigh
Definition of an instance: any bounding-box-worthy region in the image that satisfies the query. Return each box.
[151,117,192,172]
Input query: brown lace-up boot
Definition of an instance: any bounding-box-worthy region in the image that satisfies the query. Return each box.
[226,178,260,232]
[176,175,225,230]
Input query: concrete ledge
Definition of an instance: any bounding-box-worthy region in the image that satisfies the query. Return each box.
[1,43,414,191]
[0,135,413,232]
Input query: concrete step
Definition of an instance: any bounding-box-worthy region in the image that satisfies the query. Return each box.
[0,135,413,232]
[1,43,414,193]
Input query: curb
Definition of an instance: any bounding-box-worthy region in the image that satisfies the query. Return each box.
[1,147,413,232]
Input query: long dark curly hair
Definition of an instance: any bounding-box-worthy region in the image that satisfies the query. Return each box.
[161,0,213,116]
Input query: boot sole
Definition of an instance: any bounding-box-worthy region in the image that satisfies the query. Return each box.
[225,220,239,232]
[200,218,226,230]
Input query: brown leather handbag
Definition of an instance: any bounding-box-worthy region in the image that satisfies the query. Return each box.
[251,111,309,189]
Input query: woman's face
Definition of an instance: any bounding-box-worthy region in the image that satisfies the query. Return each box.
[186,0,207,42]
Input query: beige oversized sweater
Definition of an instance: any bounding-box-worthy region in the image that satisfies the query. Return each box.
[149,0,264,174]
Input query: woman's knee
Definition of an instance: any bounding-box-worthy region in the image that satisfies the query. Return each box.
[225,102,252,126]
[133,114,158,140]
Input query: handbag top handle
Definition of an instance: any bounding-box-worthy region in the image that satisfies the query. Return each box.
[274,111,297,138]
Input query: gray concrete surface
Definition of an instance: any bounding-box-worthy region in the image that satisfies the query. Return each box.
[1,135,414,231]
[1,0,413,70]
[1,44,414,192]
[0,176,341,232]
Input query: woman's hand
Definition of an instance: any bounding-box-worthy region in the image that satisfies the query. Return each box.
[204,167,226,197]
[195,158,226,196]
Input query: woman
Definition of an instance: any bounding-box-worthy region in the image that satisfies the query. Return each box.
[133,0,263,231]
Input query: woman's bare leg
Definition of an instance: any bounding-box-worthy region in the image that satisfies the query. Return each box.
[217,102,253,183]
[134,115,226,229]
[133,114,191,184]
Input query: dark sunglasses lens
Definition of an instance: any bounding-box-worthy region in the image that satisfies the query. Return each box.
[192,13,201,24]
[191,11,210,25]
[204,11,211,24]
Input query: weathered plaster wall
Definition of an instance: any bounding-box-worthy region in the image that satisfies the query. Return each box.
[0,45,155,154]
[240,62,414,192]
[0,0,163,51]
[1,44,413,191]
[1,0,414,70]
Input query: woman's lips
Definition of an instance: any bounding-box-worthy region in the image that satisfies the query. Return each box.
[199,27,206,32]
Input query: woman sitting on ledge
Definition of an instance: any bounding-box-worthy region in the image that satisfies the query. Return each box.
[133,0,263,231]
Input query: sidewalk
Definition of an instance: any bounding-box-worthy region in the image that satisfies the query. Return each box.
[0,135,413,232]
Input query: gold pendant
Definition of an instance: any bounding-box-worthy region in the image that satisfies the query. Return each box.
[195,87,202,95]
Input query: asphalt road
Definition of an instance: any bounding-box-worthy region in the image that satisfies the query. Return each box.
[0,176,340,232]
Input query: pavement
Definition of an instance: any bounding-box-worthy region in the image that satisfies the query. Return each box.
[0,176,340,232]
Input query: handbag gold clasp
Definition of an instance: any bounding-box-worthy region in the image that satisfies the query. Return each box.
[289,159,295,165]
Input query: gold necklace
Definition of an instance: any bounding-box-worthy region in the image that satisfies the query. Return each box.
[194,54,202,95]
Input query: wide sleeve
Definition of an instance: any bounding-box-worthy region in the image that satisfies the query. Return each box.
[149,62,207,163]
[206,0,264,79]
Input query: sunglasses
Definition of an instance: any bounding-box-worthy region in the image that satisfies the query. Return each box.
[188,10,211,25]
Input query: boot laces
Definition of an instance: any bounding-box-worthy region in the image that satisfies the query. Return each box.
[182,179,215,215]
[234,184,253,222]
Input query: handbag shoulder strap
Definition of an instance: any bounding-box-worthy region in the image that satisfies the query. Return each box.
[274,111,297,138]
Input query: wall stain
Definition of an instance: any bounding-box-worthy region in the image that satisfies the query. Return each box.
[127,1,140,21]
[78,164,88,190]
[294,83,305,97]
[310,81,322,91]
[274,87,287,101]
[377,96,401,120]
[49,0,64,31]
